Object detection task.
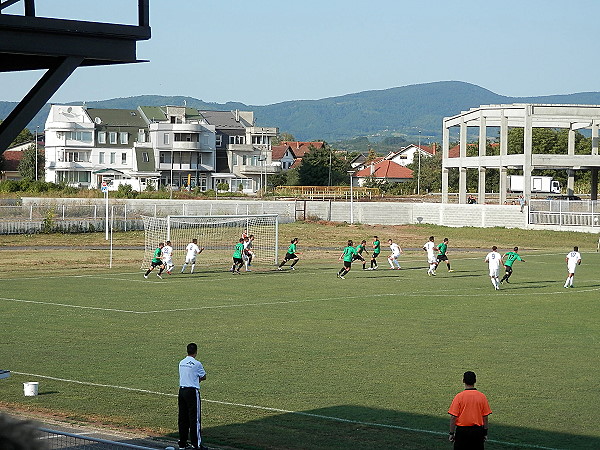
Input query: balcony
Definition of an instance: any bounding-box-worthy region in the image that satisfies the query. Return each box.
[229,144,254,152]
[158,163,214,172]
[238,165,281,175]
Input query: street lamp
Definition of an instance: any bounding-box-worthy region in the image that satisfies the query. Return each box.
[417,130,421,196]
[35,126,39,181]
[348,170,354,224]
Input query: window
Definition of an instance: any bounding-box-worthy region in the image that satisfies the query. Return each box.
[57,171,91,183]
[229,135,245,145]
[119,132,128,145]
[98,132,106,144]
[160,152,171,164]
[138,129,146,143]
[174,133,199,142]
[215,134,222,147]
[65,151,90,162]
[142,152,149,163]
[121,153,127,164]
[164,133,170,145]
[232,154,238,165]
[242,155,248,165]
[99,152,105,164]
[110,152,116,164]
[109,132,117,144]
[58,131,93,142]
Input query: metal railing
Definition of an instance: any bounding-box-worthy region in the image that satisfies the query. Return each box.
[38,427,171,449]
[528,199,600,227]
[274,185,380,200]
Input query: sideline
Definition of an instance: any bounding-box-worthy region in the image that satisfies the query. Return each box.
[11,371,562,450]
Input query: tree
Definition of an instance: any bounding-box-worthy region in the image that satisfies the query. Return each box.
[298,144,350,186]
[271,132,295,146]
[17,144,45,180]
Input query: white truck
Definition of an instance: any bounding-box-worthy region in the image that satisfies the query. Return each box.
[508,175,560,194]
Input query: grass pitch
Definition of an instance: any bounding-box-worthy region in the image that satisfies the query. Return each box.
[0,224,599,449]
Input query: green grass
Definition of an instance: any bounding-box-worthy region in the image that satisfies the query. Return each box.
[0,226,599,449]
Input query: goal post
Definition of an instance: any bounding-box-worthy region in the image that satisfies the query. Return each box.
[141,214,279,269]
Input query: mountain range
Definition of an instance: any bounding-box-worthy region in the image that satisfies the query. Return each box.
[4,81,600,143]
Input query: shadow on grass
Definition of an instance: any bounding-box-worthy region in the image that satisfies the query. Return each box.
[196,405,599,450]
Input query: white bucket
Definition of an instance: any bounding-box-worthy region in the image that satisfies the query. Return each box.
[23,382,39,396]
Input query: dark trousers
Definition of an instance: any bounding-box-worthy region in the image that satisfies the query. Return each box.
[178,387,201,448]
[454,425,485,450]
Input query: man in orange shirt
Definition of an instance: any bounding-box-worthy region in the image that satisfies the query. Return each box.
[448,371,492,449]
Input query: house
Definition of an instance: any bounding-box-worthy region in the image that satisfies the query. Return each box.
[198,109,278,193]
[138,105,216,191]
[352,160,414,186]
[44,105,279,193]
[1,136,45,181]
[271,144,295,170]
[44,105,161,190]
[386,143,438,166]
[280,141,325,169]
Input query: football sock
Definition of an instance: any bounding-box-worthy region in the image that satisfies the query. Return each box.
[191,264,195,273]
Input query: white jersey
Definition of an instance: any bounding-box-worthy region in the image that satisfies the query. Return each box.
[178,355,206,389]
[185,243,200,262]
[161,245,173,263]
[423,241,436,262]
[566,251,581,271]
[390,242,401,257]
[486,251,502,276]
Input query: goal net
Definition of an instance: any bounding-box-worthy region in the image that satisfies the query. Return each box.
[141,214,279,269]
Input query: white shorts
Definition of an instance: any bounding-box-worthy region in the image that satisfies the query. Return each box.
[428,256,437,264]
[185,257,196,264]
[489,268,499,278]
[389,254,400,260]
[163,258,173,267]
[567,263,578,274]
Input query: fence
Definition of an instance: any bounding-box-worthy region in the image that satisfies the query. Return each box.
[274,185,380,199]
[528,199,600,228]
[38,427,171,449]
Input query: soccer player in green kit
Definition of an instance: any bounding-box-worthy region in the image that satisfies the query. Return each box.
[368,236,381,270]
[500,246,525,284]
[231,238,245,274]
[278,238,300,270]
[144,242,165,279]
[337,240,358,279]
[353,239,369,270]
[436,237,453,272]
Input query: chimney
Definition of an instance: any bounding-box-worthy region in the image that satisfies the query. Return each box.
[234,109,240,122]
[370,163,375,176]
[432,143,437,155]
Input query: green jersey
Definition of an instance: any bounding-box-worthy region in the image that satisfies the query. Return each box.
[342,246,358,262]
[372,239,381,255]
[152,247,162,263]
[437,242,448,256]
[287,243,297,254]
[503,251,522,267]
[233,242,244,259]
[356,244,366,254]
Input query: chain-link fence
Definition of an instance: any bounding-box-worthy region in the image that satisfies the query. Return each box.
[38,427,172,450]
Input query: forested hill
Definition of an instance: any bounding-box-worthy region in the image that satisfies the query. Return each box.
[5,81,600,142]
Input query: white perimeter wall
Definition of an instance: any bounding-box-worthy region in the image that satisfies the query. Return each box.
[21,198,533,229]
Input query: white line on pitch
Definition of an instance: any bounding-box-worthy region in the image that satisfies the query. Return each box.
[10,371,562,450]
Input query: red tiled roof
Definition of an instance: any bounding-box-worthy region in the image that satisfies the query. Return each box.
[271,145,291,161]
[2,150,24,171]
[281,141,324,157]
[354,160,413,179]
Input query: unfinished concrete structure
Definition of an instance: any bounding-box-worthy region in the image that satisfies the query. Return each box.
[441,104,600,204]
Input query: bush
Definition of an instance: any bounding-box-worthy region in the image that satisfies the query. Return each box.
[0,180,21,193]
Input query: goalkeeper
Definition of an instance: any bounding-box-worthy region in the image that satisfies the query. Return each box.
[278,238,300,270]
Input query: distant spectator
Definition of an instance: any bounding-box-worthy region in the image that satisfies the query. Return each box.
[518,195,526,213]
[467,195,477,204]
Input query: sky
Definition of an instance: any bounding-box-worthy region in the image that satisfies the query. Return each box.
[2,0,599,106]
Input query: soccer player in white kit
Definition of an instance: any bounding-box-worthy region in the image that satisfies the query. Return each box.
[161,240,175,274]
[387,239,402,269]
[181,238,204,274]
[564,246,582,288]
[423,236,438,276]
[485,246,503,290]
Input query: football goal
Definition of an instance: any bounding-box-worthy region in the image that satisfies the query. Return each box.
[141,214,279,269]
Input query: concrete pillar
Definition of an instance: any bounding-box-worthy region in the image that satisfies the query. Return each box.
[459,120,467,203]
[592,123,598,156]
[499,112,508,205]
[523,105,533,202]
[459,168,467,204]
[591,169,598,201]
[442,125,450,203]
[442,168,449,203]
[567,169,575,196]
[568,128,576,155]
[478,167,486,204]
